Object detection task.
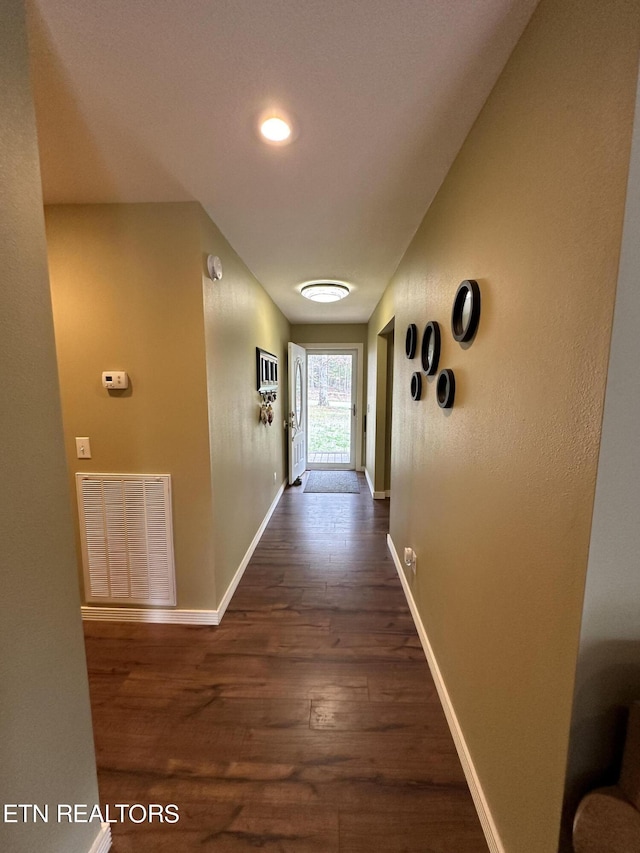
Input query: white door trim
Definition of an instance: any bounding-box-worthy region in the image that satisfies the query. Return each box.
[303,343,364,471]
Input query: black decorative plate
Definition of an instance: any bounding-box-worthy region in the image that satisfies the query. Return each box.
[421,321,441,375]
[411,372,422,401]
[437,369,455,408]
[405,324,418,359]
[451,280,480,343]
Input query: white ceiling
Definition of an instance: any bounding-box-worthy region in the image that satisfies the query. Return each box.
[27,0,538,323]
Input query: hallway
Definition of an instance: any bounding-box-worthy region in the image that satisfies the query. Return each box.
[84,474,487,852]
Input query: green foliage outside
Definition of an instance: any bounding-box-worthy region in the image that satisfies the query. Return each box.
[308,405,350,453]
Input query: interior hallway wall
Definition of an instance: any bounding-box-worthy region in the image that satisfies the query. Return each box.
[46,203,217,609]
[383,329,394,492]
[563,61,640,827]
[200,208,291,603]
[46,202,290,613]
[366,0,640,850]
[366,290,394,493]
[0,1,101,851]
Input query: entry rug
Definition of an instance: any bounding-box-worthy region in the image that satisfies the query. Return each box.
[303,470,360,493]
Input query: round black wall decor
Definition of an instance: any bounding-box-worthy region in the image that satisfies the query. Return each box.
[405,323,418,359]
[436,369,455,409]
[451,279,481,343]
[410,371,423,401]
[421,321,441,376]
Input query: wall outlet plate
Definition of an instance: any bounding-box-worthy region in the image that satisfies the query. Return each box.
[404,547,417,574]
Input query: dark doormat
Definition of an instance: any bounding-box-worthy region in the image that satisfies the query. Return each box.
[303,470,360,493]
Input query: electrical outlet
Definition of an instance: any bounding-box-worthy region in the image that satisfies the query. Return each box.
[403,547,417,575]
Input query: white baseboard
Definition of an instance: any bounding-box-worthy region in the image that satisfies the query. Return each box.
[88,823,112,853]
[385,489,391,498]
[364,466,386,499]
[82,480,287,627]
[386,533,505,853]
[216,478,287,621]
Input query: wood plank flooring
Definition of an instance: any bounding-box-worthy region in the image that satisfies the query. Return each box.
[83,472,488,852]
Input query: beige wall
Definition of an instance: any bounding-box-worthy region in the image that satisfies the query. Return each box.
[291,323,368,347]
[200,208,291,601]
[564,64,640,837]
[367,0,640,850]
[366,293,395,493]
[383,329,394,492]
[0,1,100,851]
[46,202,290,612]
[46,203,217,609]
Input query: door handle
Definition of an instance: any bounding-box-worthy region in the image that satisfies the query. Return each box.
[353,404,356,417]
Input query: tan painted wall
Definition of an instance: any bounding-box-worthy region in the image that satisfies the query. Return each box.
[47,203,217,609]
[367,0,640,850]
[0,2,100,851]
[383,330,394,491]
[291,323,368,347]
[563,64,640,841]
[46,203,291,612]
[199,208,291,603]
[366,292,395,493]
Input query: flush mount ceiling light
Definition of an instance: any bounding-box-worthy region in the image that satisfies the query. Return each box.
[260,116,292,144]
[300,281,351,303]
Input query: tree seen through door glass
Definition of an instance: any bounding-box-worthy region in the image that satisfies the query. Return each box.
[307,354,352,461]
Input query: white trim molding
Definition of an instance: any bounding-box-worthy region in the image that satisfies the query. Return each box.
[216,478,287,621]
[88,823,112,853]
[301,342,364,471]
[82,480,287,627]
[387,533,505,853]
[364,466,386,499]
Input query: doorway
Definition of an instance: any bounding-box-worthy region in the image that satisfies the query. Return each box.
[307,349,357,469]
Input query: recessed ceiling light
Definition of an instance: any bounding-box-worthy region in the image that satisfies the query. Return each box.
[300,282,351,303]
[260,116,292,144]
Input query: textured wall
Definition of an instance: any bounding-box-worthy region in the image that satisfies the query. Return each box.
[290,324,368,347]
[0,1,100,851]
[367,0,640,850]
[47,203,291,613]
[366,291,395,492]
[46,203,217,609]
[564,63,640,825]
[200,208,291,604]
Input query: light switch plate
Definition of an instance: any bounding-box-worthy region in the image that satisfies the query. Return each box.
[76,437,91,459]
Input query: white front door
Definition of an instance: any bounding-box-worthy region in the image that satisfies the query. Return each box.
[288,342,307,484]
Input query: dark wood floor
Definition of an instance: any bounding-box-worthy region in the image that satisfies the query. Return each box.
[84,472,488,852]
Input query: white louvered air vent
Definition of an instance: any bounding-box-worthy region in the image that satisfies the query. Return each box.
[76,474,176,606]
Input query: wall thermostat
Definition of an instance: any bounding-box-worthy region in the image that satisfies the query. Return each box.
[207,254,223,281]
[102,371,129,390]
